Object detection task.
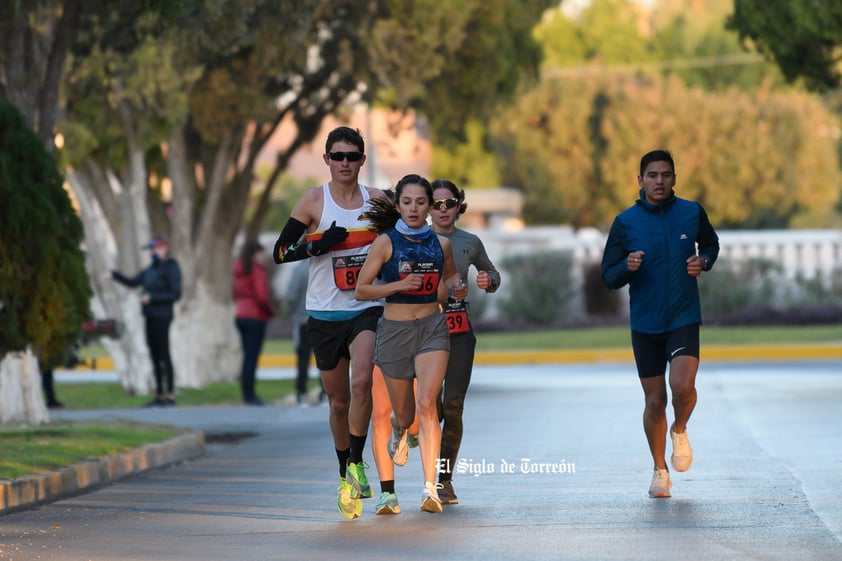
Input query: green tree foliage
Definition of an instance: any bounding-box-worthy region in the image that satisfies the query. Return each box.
[727,0,842,91]
[491,73,842,229]
[59,0,552,238]
[0,102,92,367]
[2,1,554,388]
[536,0,649,67]
[537,0,782,92]
[440,0,788,191]
[404,0,554,142]
[430,120,501,188]
[418,0,553,187]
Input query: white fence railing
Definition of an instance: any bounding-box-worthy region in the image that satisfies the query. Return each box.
[266,228,842,320]
[476,227,842,319]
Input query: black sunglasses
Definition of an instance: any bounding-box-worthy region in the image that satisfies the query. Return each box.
[432,198,459,211]
[327,151,364,162]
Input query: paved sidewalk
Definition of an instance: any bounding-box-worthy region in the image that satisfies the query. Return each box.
[2,361,841,560]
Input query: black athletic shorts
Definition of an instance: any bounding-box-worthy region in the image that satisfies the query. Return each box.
[307,306,383,371]
[631,323,700,379]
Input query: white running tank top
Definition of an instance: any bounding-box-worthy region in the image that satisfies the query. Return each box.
[306,183,382,315]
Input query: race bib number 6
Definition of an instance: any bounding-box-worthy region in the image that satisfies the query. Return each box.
[398,260,440,295]
[332,254,367,290]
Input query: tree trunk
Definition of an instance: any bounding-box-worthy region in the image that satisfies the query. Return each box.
[66,132,242,393]
[171,278,241,389]
[0,351,49,426]
[68,168,155,395]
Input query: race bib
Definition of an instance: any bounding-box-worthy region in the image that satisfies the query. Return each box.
[398,260,440,295]
[445,300,470,334]
[332,254,367,290]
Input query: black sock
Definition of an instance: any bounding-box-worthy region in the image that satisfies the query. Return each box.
[380,480,395,494]
[349,434,367,464]
[336,448,350,478]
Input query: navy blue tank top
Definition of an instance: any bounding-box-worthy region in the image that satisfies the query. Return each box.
[382,229,443,304]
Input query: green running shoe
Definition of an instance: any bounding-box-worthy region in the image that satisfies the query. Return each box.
[346,461,372,499]
[375,491,401,515]
[337,477,362,519]
[407,433,419,449]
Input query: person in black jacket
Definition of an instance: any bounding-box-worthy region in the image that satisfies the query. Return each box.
[601,150,719,499]
[111,236,182,407]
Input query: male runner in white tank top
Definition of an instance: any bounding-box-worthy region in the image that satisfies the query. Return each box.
[273,126,388,519]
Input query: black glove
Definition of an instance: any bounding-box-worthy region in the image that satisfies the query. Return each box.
[308,220,348,255]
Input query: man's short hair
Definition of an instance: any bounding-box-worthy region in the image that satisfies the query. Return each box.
[325,126,365,154]
[640,149,675,176]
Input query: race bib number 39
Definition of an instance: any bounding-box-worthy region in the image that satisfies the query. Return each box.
[398,260,440,295]
[445,300,470,333]
[332,254,367,290]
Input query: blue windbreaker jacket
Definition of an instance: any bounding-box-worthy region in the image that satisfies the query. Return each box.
[601,190,719,334]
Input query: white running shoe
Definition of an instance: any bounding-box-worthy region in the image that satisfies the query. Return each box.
[421,481,443,513]
[649,468,672,498]
[670,426,693,472]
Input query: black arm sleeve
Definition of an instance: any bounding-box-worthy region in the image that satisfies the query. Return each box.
[273,218,310,264]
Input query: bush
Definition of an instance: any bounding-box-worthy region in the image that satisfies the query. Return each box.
[701,257,842,321]
[700,257,783,317]
[0,102,92,366]
[498,250,575,324]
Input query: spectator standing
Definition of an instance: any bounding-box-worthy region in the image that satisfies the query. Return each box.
[233,239,274,406]
[110,236,182,407]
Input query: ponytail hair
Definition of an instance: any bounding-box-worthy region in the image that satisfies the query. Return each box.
[364,196,400,234]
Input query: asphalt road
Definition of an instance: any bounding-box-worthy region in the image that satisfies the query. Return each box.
[2,361,841,561]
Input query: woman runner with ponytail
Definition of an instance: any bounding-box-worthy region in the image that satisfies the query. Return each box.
[355,174,467,513]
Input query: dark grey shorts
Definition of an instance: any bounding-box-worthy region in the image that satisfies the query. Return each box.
[374,311,450,380]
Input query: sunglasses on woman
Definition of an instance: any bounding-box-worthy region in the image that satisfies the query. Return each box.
[432,198,459,211]
[327,151,364,162]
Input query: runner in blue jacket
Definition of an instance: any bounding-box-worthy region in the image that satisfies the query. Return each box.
[601,149,719,499]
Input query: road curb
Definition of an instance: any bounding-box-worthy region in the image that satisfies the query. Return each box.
[0,431,205,516]
[59,343,842,372]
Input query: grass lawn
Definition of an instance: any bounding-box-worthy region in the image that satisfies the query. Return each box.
[473,324,842,351]
[53,378,307,410]
[0,421,181,480]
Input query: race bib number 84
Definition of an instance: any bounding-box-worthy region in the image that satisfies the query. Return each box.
[332,254,367,290]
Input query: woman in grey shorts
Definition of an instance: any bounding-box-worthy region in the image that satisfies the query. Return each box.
[355,174,466,513]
